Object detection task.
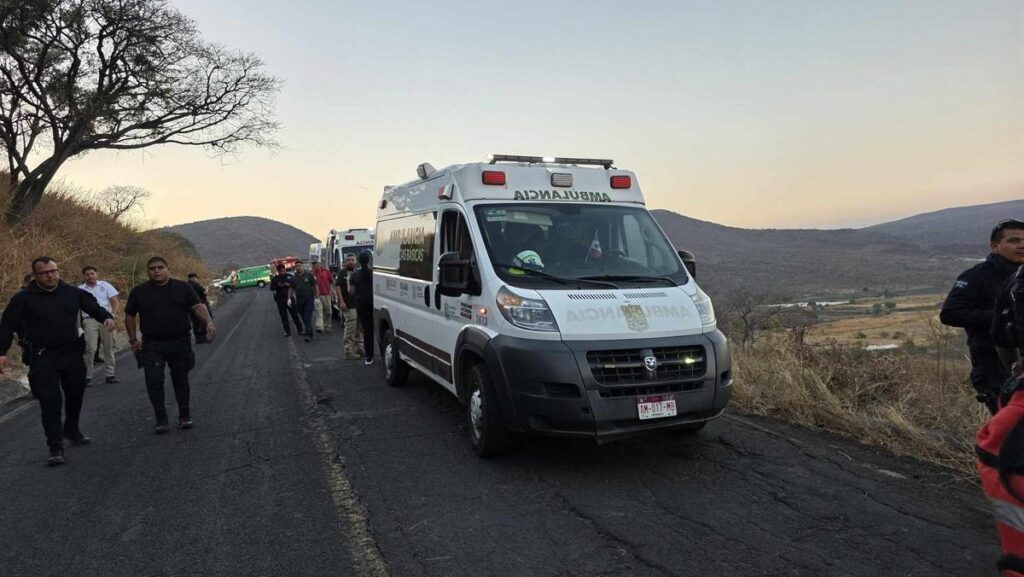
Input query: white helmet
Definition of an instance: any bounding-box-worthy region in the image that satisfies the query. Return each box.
[513,250,544,269]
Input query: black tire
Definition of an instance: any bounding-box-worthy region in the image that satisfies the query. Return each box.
[382,328,409,387]
[256,281,266,288]
[467,363,506,457]
[223,286,234,294]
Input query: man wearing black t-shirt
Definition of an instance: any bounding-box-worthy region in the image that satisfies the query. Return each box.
[270,264,303,336]
[348,251,375,365]
[292,261,317,342]
[125,257,215,433]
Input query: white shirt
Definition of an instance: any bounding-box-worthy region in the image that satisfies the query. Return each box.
[78,280,119,318]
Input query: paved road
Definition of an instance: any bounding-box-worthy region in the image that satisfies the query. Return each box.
[0,289,1001,576]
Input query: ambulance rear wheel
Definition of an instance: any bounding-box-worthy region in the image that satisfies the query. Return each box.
[256,281,266,288]
[467,363,506,458]
[223,286,234,294]
[383,328,409,387]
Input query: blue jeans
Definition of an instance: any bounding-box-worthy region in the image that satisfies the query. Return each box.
[297,299,315,338]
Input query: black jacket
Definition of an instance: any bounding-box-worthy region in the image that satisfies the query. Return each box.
[188,280,209,304]
[940,254,1017,362]
[0,280,113,355]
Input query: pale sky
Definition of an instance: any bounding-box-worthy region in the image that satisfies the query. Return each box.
[59,0,1023,236]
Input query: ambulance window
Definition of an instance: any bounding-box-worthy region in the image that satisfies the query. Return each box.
[622,216,647,265]
[441,211,475,261]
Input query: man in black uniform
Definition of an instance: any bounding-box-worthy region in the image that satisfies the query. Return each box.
[348,251,375,366]
[0,257,115,466]
[292,261,317,342]
[125,257,215,433]
[270,264,303,336]
[187,272,213,344]
[942,220,1024,413]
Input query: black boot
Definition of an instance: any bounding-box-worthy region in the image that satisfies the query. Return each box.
[47,446,66,466]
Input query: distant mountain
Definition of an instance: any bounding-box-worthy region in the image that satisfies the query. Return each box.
[651,210,972,298]
[863,198,1024,251]
[164,217,318,274]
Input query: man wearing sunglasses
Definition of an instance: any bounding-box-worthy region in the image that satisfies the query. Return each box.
[942,220,1024,414]
[0,257,115,466]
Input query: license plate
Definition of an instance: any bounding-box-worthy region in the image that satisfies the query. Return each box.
[637,394,677,420]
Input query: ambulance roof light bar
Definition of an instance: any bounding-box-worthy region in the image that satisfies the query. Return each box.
[487,154,615,169]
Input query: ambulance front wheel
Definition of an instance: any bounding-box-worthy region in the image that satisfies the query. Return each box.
[256,281,266,288]
[383,328,409,387]
[467,363,507,458]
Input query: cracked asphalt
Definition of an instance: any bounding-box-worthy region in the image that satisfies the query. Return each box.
[0,290,1001,576]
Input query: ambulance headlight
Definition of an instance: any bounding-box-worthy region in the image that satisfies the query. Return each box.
[692,289,716,329]
[496,286,559,332]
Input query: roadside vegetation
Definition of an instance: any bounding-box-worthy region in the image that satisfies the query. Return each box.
[722,292,984,474]
[0,183,211,374]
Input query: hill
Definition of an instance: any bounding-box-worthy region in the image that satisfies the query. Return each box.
[651,210,974,298]
[164,216,318,273]
[863,198,1024,251]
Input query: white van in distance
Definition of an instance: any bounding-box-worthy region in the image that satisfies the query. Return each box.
[324,228,375,272]
[373,155,732,456]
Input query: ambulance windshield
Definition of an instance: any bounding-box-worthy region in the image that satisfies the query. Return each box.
[475,204,688,287]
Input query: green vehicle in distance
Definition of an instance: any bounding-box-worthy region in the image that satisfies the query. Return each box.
[220,264,272,293]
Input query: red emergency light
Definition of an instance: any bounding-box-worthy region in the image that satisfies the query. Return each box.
[610,175,631,189]
[344,235,355,241]
[482,171,506,186]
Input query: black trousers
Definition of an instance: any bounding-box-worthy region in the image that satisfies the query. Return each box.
[28,345,87,449]
[190,303,212,341]
[357,306,375,360]
[972,358,1010,415]
[141,338,193,420]
[275,298,303,334]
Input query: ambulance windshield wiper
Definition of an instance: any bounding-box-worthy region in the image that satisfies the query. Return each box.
[577,274,678,286]
[495,264,617,288]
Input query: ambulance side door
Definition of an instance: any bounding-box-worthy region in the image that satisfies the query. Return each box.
[435,208,484,387]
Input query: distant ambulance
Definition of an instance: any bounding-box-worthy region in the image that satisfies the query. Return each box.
[308,242,324,265]
[373,155,732,456]
[325,228,375,271]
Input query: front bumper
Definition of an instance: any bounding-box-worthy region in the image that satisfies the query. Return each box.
[484,330,732,442]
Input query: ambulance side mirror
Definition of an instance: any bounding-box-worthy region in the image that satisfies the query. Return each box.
[677,249,696,278]
[438,251,470,297]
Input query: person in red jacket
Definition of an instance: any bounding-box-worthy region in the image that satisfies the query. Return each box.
[977,390,1024,576]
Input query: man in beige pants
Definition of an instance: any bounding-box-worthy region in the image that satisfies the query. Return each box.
[312,261,334,333]
[79,266,119,385]
[334,254,364,360]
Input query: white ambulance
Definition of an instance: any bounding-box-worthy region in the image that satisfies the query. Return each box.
[373,155,731,456]
[325,228,375,271]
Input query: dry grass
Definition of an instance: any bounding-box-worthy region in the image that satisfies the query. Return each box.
[1,186,211,373]
[732,333,985,473]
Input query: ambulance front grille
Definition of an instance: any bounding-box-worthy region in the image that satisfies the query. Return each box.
[586,345,706,385]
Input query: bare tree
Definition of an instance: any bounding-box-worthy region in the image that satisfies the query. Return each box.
[95,183,149,221]
[0,0,281,224]
[719,290,786,348]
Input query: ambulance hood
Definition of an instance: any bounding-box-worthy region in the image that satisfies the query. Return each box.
[538,285,706,341]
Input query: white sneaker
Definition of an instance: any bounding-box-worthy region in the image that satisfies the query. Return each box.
[363,359,374,366]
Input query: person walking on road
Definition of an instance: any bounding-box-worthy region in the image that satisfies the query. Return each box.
[942,219,1024,414]
[0,257,115,466]
[334,253,363,360]
[79,266,120,385]
[270,264,303,336]
[312,260,334,334]
[292,261,317,342]
[124,257,215,434]
[187,272,213,344]
[348,251,375,366]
